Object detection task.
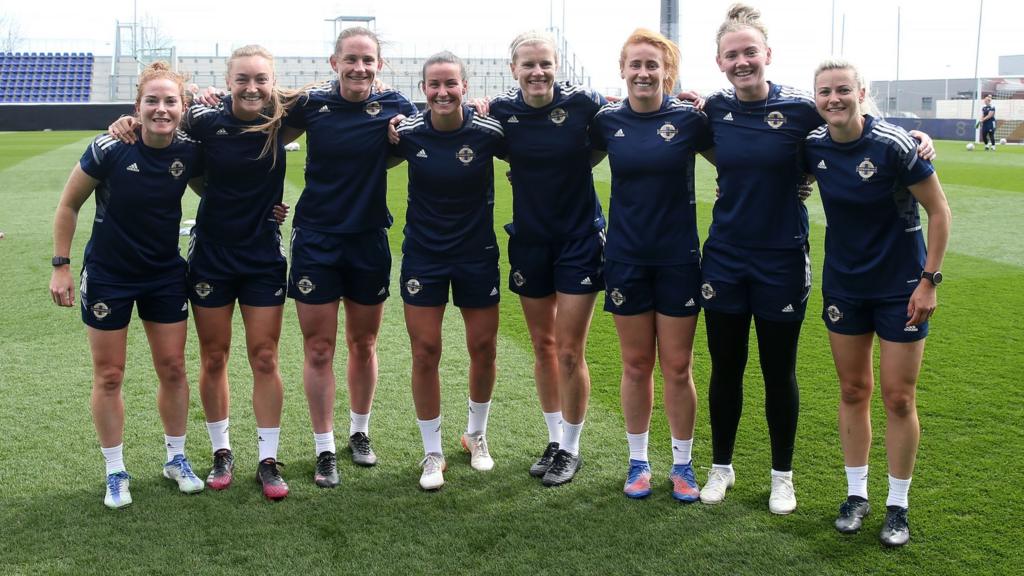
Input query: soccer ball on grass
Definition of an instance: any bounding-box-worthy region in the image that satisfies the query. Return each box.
[966,142,975,151]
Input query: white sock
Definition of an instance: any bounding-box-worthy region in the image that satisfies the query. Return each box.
[771,468,793,480]
[164,434,186,462]
[314,431,336,456]
[467,399,491,435]
[257,427,280,461]
[845,465,869,499]
[206,418,231,452]
[626,431,649,462]
[417,416,443,456]
[349,410,370,437]
[101,444,126,475]
[712,463,734,475]
[561,419,584,456]
[886,475,912,508]
[671,437,693,466]
[543,411,563,444]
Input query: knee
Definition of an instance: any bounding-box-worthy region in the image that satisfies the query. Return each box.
[93,363,125,393]
[201,346,229,374]
[532,334,556,362]
[839,379,873,405]
[155,355,187,386]
[411,340,442,371]
[305,337,336,371]
[248,343,279,377]
[468,335,497,365]
[346,332,378,363]
[660,355,693,385]
[556,344,584,375]
[883,389,917,419]
[621,353,655,384]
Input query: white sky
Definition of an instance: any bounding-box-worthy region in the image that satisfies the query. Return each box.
[5,0,1022,94]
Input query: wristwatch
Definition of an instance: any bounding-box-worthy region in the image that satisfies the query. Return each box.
[52,256,71,267]
[921,270,943,286]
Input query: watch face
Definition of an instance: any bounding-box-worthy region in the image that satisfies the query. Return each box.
[932,271,943,284]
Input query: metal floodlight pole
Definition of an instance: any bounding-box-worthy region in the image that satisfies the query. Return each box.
[970,0,984,125]
[660,0,681,93]
[895,7,901,115]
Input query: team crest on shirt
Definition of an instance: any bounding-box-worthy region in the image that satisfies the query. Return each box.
[549,107,568,125]
[364,101,382,117]
[826,304,843,324]
[701,282,715,300]
[194,282,213,299]
[765,111,786,129]
[169,159,185,179]
[609,288,625,307]
[296,276,316,295]
[457,146,475,165]
[405,278,422,295]
[857,158,877,181]
[658,122,678,142]
[91,302,110,320]
[512,270,526,287]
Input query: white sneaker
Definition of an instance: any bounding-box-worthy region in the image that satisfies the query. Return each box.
[700,467,735,504]
[461,432,494,471]
[419,452,447,490]
[163,454,205,494]
[104,471,132,509]
[769,473,797,514]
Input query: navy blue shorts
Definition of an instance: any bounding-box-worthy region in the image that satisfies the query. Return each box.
[187,232,287,308]
[507,230,604,298]
[603,260,701,317]
[823,293,928,342]
[288,227,391,305]
[400,252,500,308]
[79,266,188,330]
[700,238,811,322]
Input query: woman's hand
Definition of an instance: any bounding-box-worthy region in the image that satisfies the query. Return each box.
[49,265,75,307]
[108,116,139,144]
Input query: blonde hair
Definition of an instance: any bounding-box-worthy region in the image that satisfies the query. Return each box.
[509,30,559,66]
[335,26,382,60]
[229,44,298,168]
[716,3,769,51]
[813,59,881,117]
[619,28,680,95]
[136,61,190,110]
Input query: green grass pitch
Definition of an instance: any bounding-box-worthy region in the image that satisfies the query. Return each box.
[0,132,1021,575]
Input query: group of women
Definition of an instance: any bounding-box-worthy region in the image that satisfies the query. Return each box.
[48,3,950,548]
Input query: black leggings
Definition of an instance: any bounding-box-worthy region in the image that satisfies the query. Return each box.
[983,128,996,147]
[705,309,801,471]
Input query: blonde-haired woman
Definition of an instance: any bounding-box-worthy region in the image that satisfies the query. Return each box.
[109,45,295,500]
[805,59,950,547]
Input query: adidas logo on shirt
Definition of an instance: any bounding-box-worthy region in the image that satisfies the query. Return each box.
[685,298,696,307]
[126,163,140,173]
[416,149,428,158]
[614,129,625,138]
[581,277,592,286]
[781,304,795,313]
[817,160,828,170]
[216,128,229,136]
[318,105,329,113]
[508,115,519,123]
[490,287,498,296]
[723,112,734,121]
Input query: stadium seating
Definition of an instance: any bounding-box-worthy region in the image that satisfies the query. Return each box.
[0,52,94,102]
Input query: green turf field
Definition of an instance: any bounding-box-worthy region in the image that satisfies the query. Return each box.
[0,133,1021,575]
